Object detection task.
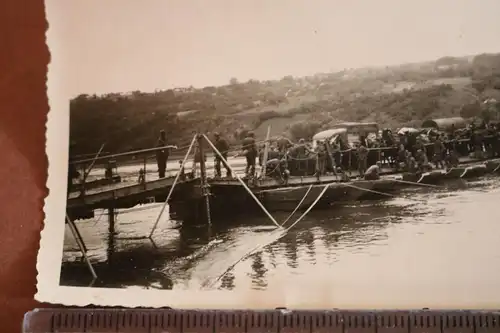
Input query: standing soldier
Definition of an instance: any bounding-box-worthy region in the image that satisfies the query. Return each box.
[277,136,293,155]
[397,144,407,170]
[67,142,80,196]
[315,141,327,177]
[213,132,231,178]
[433,135,445,169]
[67,163,80,196]
[416,149,431,172]
[357,143,369,177]
[292,138,314,175]
[192,137,206,178]
[156,130,169,178]
[448,123,456,140]
[242,131,258,178]
[359,134,368,148]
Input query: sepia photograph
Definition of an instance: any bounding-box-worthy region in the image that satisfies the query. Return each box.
[38,0,500,308]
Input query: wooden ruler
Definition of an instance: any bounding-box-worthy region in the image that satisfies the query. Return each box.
[23,309,500,333]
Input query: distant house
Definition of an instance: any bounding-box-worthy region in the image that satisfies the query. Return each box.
[176,110,199,118]
[435,64,459,72]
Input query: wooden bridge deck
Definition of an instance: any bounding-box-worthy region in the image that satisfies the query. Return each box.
[66,167,396,211]
[67,176,199,209]
[67,155,492,211]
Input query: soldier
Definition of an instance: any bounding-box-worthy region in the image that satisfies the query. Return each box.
[397,144,407,170]
[67,141,80,196]
[359,134,368,148]
[445,148,459,169]
[67,162,80,196]
[433,135,446,169]
[241,131,258,178]
[414,137,426,155]
[364,161,382,180]
[448,124,456,140]
[277,136,294,154]
[156,130,169,178]
[315,141,327,177]
[192,138,206,178]
[416,149,431,172]
[263,158,286,182]
[178,160,186,181]
[213,132,231,178]
[336,167,350,182]
[357,143,369,177]
[291,138,314,175]
[407,155,418,173]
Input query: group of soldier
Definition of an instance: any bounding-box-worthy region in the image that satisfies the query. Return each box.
[153,120,500,182]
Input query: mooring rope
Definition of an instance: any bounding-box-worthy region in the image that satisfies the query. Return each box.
[66,214,98,279]
[205,183,330,288]
[283,184,330,232]
[343,182,429,203]
[280,184,314,227]
[82,143,106,182]
[203,134,282,229]
[148,135,197,238]
[342,182,396,199]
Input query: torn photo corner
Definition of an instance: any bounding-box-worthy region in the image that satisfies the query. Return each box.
[37,0,500,308]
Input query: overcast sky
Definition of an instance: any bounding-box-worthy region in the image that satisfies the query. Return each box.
[46,0,500,97]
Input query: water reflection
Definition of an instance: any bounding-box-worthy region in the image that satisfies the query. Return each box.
[61,178,500,297]
[249,252,267,289]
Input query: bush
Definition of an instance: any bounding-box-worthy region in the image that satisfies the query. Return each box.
[234,126,250,141]
[287,121,322,141]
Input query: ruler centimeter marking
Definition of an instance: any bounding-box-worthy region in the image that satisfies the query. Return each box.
[23,309,500,333]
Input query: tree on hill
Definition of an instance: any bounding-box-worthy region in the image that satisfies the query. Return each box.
[68,52,500,155]
[287,121,322,141]
[435,56,468,67]
[472,53,500,77]
[460,102,481,119]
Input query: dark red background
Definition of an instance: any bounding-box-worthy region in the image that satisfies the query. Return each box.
[1,1,51,331]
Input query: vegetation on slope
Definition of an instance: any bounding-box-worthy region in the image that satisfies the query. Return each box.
[70,53,500,155]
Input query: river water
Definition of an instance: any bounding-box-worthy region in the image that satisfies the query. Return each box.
[60,176,500,307]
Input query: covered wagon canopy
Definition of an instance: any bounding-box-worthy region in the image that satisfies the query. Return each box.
[312,128,347,142]
[421,117,468,131]
[329,121,379,133]
[311,128,347,149]
[397,127,420,135]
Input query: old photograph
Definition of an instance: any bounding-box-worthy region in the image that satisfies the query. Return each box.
[38,0,500,308]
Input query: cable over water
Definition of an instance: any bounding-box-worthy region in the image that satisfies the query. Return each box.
[280,184,314,227]
[343,182,429,203]
[203,184,331,289]
[203,134,282,229]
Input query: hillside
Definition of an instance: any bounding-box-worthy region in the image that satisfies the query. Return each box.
[69,53,500,155]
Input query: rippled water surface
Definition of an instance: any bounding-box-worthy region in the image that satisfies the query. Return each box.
[61,177,500,307]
